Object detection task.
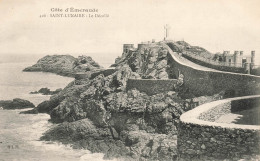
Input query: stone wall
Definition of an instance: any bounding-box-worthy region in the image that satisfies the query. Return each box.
[75,69,116,80]
[75,72,91,80]
[126,79,177,95]
[166,50,260,97]
[178,96,260,160]
[198,102,231,122]
[90,69,116,79]
[182,53,245,74]
[231,97,260,112]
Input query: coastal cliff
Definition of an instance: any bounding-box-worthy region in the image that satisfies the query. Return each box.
[26,42,225,160]
[23,55,102,77]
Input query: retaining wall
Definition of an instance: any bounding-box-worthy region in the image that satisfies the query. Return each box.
[75,69,116,80]
[166,47,260,97]
[90,69,116,79]
[75,72,91,80]
[126,79,177,95]
[182,53,245,74]
[178,95,260,160]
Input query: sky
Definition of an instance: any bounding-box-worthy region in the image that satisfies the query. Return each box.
[0,0,260,66]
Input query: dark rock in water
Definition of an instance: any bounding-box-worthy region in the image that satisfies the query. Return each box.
[23,55,103,77]
[30,88,62,95]
[30,91,38,94]
[0,98,35,110]
[20,108,38,114]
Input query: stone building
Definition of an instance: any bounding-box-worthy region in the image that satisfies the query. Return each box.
[218,50,256,70]
[123,44,135,53]
[123,40,159,55]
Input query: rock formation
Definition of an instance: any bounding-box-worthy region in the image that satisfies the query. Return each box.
[33,52,224,160]
[24,42,226,160]
[37,63,222,160]
[0,98,35,110]
[167,41,213,59]
[30,88,62,95]
[111,44,171,79]
[23,55,102,77]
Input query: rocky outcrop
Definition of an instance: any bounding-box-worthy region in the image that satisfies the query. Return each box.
[36,62,223,160]
[167,41,213,59]
[41,118,178,160]
[0,98,35,110]
[32,41,230,160]
[41,119,132,160]
[30,88,62,95]
[23,55,102,77]
[111,44,172,79]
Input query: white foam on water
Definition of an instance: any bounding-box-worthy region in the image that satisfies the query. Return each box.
[80,153,108,161]
[1,109,108,161]
[0,62,113,161]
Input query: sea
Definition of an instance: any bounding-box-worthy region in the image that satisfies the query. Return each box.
[0,54,115,161]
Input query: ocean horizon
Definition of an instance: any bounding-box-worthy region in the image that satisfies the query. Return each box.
[0,53,119,69]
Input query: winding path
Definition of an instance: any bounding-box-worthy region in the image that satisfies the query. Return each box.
[163,42,260,97]
[164,45,218,71]
[162,42,260,160]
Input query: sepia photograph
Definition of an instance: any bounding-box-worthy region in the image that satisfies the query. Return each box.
[0,0,260,160]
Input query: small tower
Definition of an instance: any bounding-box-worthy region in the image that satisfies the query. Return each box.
[240,51,243,56]
[251,51,255,69]
[164,24,171,40]
[234,51,239,67]
[251,51,255,64]
[238,51,243,67]
[223,51,229,65]
[244,63,250,74]
[123,44,134,53]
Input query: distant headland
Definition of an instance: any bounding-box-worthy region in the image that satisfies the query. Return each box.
[23,55,103,77]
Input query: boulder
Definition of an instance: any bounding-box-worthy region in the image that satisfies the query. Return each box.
[0,98,35,110]
[30,88,62,95]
